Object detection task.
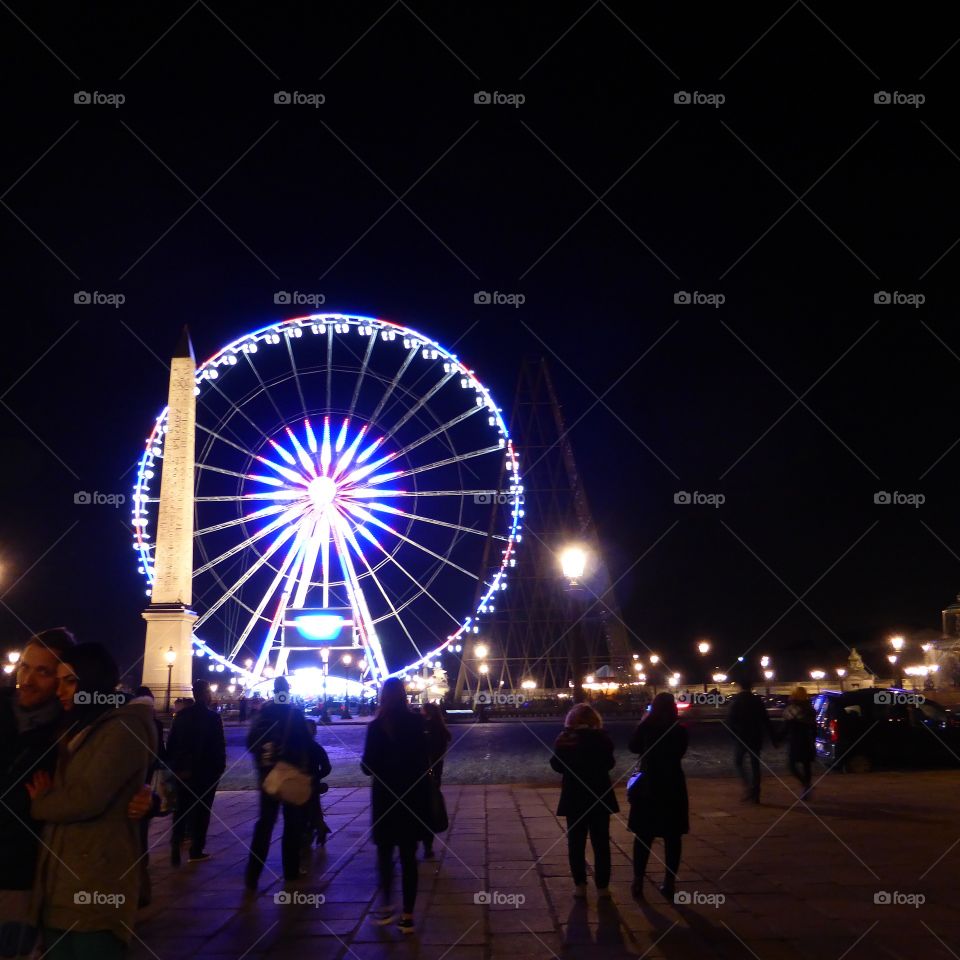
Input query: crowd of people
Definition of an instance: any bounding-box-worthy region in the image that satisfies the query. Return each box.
[1,629,821,950]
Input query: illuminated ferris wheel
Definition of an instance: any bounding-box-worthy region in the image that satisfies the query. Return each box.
[132,314,522,687]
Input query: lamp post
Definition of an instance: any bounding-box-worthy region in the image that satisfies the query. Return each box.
[320,647,330,713]
[163,646,176,712]
[697,640,711,692]
[809,670,825,693]
[889,636,905,687]
[835,667,846,692]
[648,654,660,695]
[763,669,774,697]
[559,545,589,704]
[887,653,900,688]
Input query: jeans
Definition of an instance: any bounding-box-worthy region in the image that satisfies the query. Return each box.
[377,840,418,914]
[171,778,219,856]
[788,757,812,791]
[633,834,682,891]
[565,811,611,888]
[246,790,307,883]
[42,928,125,960]
[734,744,761,798]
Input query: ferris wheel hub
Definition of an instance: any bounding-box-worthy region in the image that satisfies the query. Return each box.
[308,474,338,511]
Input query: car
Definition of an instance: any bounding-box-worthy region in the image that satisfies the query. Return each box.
[814,687,960,773]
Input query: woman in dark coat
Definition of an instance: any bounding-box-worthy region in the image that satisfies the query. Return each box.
[781,686,816,799]
[360,678,431,935]
[421,701,451,859]
[628,692,688,901]
[549,703,619,897]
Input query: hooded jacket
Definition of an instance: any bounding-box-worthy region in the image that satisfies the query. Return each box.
[30,698,156,942]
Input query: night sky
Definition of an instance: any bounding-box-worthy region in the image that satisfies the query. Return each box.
[2,3,960,683]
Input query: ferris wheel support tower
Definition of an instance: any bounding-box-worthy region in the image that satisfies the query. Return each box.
[140,327,198,701]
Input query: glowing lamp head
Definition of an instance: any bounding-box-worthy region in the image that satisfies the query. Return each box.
[649,654,660,664]
[697,641,711,655]
[164,647,176,666]
[890,635,905,651]
[760,655,770,668]
[559,545,588,582]
[474,643,489,659]
[836,668,846,677]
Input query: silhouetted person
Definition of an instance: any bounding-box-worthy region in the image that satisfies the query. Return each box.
[550,703,618,898]
[628,692,688,901]
[166,679,226,864]
[421,701,451,859]
[361,677,431,935]
[303,718,332,849]
[245,676,312,891]
[781,686,817,799]
[727,678,773,802]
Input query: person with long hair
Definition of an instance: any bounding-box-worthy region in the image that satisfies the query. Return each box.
[549,702,619,898]
[627,692,688,902]
[421,701,451,859]
[26,642,156,959]
[361,678,431,934]
[781,687,817,799]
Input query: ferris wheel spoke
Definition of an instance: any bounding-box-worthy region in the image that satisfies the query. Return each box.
[332,424,368,480]
[319,513,331,608]
[194,502,310,576]
[196,423,270,469]
[336,516,425,664]
[194,491,305,502]
[348,488,502,499]
[195,502,290,538]
[348,330,377,423]
[339,501,480,580]
[368,343,420,426]
[194,518,304,632]
[365,443,506,486]
[285,425,318,478]
[382,370,456,440]
[284,335,308,419]
[204,378,274,449]
[354,500,509,540]
[350,520,463,627]
[386,404,484,464]
[242,347,287,429]
[291,517,322,611]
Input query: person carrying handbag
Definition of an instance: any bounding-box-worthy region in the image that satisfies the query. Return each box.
[244,677,312,892]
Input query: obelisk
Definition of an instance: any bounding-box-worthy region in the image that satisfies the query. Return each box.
[141,327,197,701]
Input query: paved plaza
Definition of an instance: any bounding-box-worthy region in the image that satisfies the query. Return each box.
[131,770,960,960]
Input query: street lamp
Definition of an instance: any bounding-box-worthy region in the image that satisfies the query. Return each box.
[890,635,905,653]
[887,653,901,687]
[559,544,590,703]
[474,643,489,660]
[697,640,711,692]
[836,667,846,691]
[320,647,330,708]
[763,668,774,696]
[559,545,588,583]
[163,647,176,712]
[809,669,825,693]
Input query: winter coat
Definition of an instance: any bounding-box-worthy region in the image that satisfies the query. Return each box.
[781,700,816,762]
[30,699,156,943]
[0,690,61,891]
[246,701,312,782]
[360,710,431,846]
[727,691,773,751]
[549,727,620,818]
[166,700,226,786]
[424,718,451,780]
[627,720,689,837]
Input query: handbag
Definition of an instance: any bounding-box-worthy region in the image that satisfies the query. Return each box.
[150,765,176,816]
[263,760,313,805]
[626,763,648,804]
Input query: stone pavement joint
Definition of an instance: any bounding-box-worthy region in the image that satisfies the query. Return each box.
[131,772,960,959]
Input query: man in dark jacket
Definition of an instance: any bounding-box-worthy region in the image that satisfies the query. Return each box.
[166,679,226,865]
[244,676,312,891]
[0,628,75,958]
[727,679,774,802]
